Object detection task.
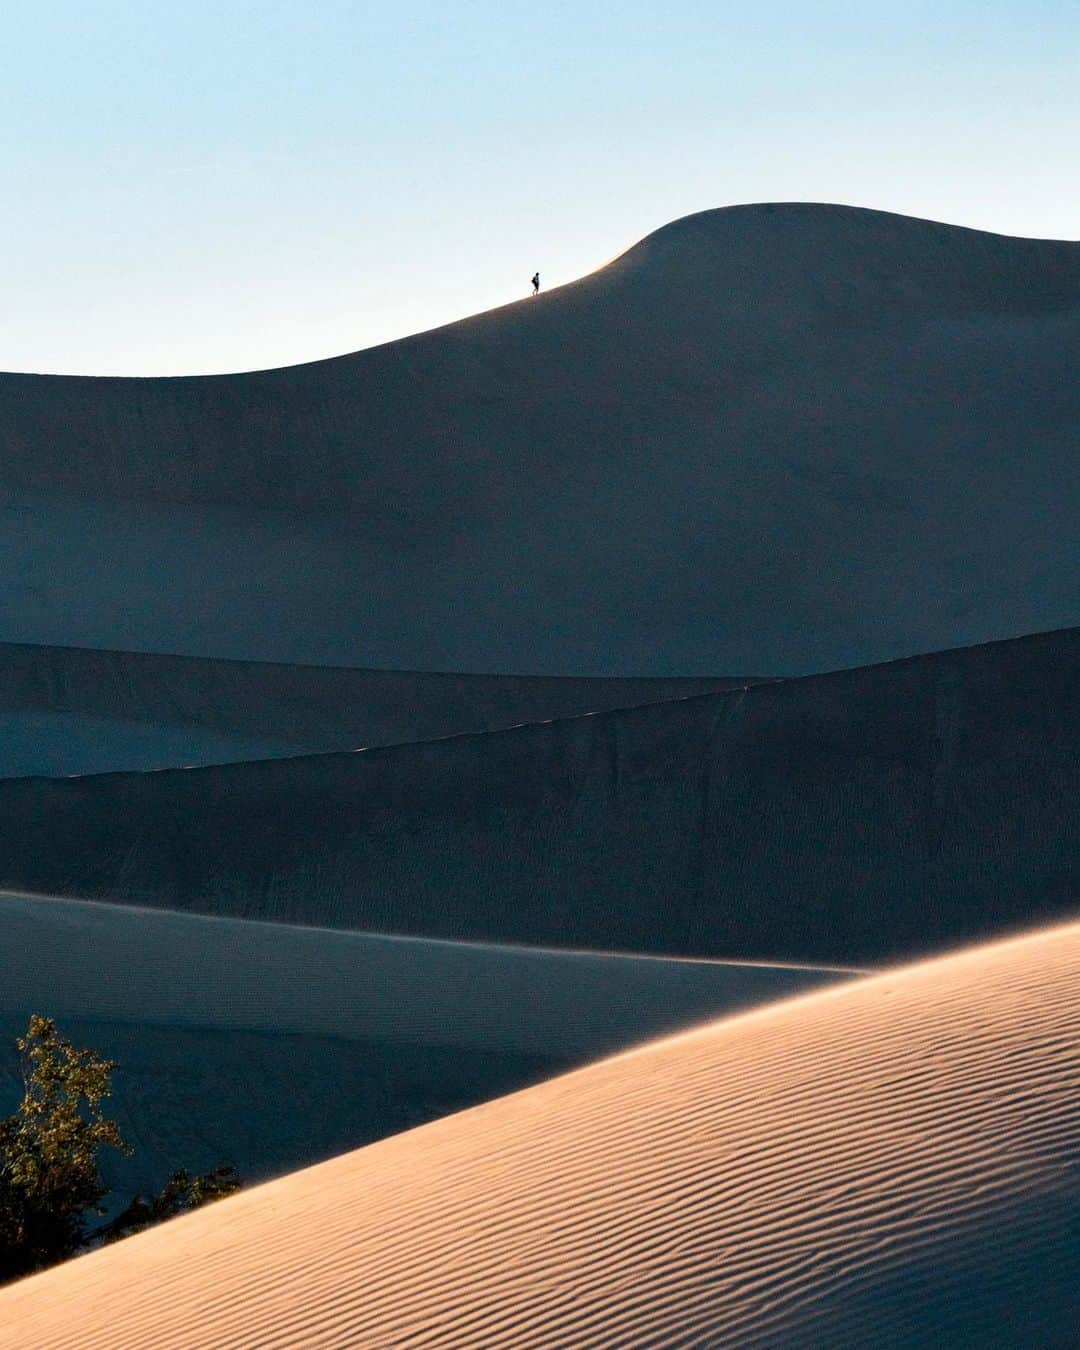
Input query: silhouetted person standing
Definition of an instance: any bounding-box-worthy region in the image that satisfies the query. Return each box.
[532,272,540,295]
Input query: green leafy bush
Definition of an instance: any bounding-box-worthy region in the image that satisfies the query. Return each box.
[0,1016,239,1284]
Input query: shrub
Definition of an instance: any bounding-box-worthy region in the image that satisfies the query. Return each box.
[0,1016,239,1284]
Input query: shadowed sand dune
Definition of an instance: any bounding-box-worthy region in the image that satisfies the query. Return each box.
[0,204,1075,1342]
[0,894,846,1058]
[0,1017,550,1217]
[0,893,845,1199]
[0,640,735,776]
[3,921,1076,1348]
[1,627,1075,965]
[1,205,1077,672]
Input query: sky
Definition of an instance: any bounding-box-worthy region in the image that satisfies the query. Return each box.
[1,1,1076,376]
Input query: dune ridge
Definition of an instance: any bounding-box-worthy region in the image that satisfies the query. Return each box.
[1,204,1076,673]
[0,202,1075,1344]
[0,639,736,777]
[0,893,847,1058]
[3,921,1077,1347]
[0,892,844,1205]
[4,205,1075,508]
[1,626,1075,964]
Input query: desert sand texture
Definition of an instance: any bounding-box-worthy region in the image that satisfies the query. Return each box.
[1,627,1075,965]
[0,639,735,776]
[1,200,1077,1343]
[0,893,845,1203]
[0,893,847,1062]
[2,921,1076,1348]
[1,205,1077,673]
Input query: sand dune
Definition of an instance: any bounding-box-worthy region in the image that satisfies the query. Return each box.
[0,892,844,1200]
[3,921,1076,1348]
[0,204,1074,1342]
[0,893,844,1058]
[1,205,1076,672]
[0,1016,549,1218]
[1,627,1075,965]
[0,640,733,776]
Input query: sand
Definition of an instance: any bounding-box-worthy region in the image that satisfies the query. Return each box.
[0,205,1076,674]
[0,202,1075,1343]
[1,627,1075,965]
[3,921,1076,1347]
[0,893,846,1060]
[0,892,845,1200]
[0,639,735,776]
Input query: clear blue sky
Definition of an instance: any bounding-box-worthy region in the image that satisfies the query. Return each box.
[2,1,1076,375]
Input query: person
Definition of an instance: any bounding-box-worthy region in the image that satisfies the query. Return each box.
[531,272,540,295]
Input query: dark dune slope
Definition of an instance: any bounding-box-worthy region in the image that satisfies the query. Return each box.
[1,205,1077,673]
[0,1017,558,1213]
[0,895,840,1200]
[1,627,1076,965]
[0,641,734,777]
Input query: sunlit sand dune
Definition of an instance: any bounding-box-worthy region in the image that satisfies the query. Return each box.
[0,640,733,776]
[0,202,1074,1344]
[2,627,1075,965]
[3,922,1076,1348]
[1,204,1076,672]
[0,892,845,1199]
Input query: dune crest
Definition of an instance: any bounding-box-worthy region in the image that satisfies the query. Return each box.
[0,893,845,1202]
[3,921,1077,1347]
[0,893,847,1058]
[1,204,1076,672]
[1,626,1076,965]
[0,639,737,776]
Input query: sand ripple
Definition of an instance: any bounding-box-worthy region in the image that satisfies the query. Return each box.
[2,921,1077,1346]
